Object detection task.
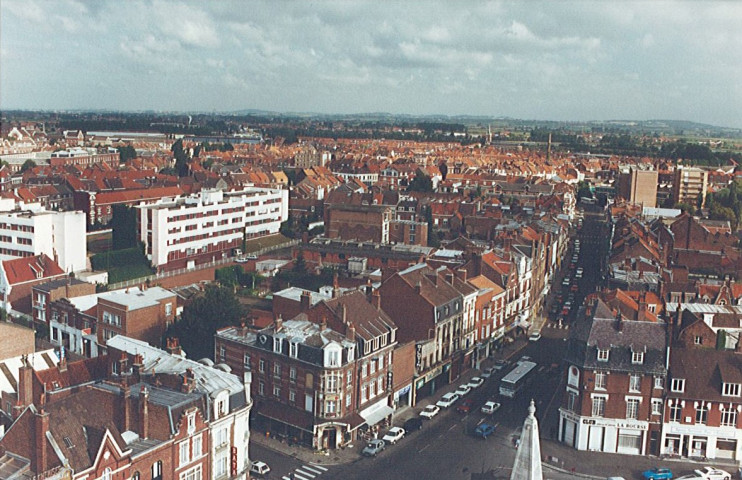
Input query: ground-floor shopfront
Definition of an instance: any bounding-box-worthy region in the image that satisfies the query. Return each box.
[661,423,742,461]
[559,409,651,455]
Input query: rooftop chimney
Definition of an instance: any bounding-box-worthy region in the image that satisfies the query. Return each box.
[340,304,347,325]
[121,384,131,431]
[17,356,33,413]
[275,314,283,333]
[445,271,455,285]
[300,291,311,312]
[456,268,467,283]
[415,281,422,294]
[332,273,340,298]
[347,322,356,343]
[139,386,149,439]
[372,290,381,310]
[34,406,50,474]
[637,292,647,321]
[320,316,327,332]
[615,309,623,332]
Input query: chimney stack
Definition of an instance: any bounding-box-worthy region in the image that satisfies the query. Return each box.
[372,290,381,310]
[615,309,623,332]
[415,281,422,294]
[17,356,33,412]
[340,304,347,325]
[34,406,50,473]
[132,353,144,377]
[332,273,340,298]
[320,316,327,332]
[637,292,647,321]
[445,271,455,285]
[121,384,131,431]
[456,269,467,283]
[346,322,356,343]
[300,291,311,312]
[275,314,283,333]
[139,386,149,438]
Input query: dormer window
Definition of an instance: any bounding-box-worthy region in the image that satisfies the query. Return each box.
[597,348,609,362]
[671,378,685,393]
[273,337,281,353]
[289,341,298,358]
[632,351,644,365]
[723,382,741,397]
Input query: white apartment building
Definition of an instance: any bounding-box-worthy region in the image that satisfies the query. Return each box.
[137,187,288,271]
[0,200,86,273]
[108,336,253,480]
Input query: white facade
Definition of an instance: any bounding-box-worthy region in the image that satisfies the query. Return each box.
[137,187,288,270]
[559,408,649,456]
[0,206,86,273]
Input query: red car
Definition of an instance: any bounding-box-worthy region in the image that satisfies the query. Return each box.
[456,398,474,414]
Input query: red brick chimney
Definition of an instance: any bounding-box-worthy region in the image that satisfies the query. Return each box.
[300,291,311,312]
[166,337,182,356]
[139,386,149,439]
[275,314,283,333]
[320,316,327,332]
[332,273,340,298]
[637,292,647,321]
[121,384,131,431]
[34,405,50,473]
[17,356,33,411]
[445,271,455,285]
[346,322,356,343]
[415,281,422,294]
[456,269,467,282]
[372,290,381,310]
[340,304,347,325]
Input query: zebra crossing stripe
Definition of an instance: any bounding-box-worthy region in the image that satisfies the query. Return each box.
[303,465,324,474]
[309,464,328,471]
[293,472,312,480]
[282,477,292,480]
[296,468,316,478]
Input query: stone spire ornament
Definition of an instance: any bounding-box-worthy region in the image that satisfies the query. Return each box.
[510,399,543,480]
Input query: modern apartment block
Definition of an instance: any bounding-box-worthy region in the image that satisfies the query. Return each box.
[672,166,708,208]
[136,187,288,271]
[618,168,658,208]
[0,201,86,272]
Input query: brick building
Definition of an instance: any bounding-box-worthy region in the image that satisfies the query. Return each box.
[31,277,96,327]
[559,299,668,456]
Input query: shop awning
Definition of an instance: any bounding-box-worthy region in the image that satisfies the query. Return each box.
[359,402,394,427]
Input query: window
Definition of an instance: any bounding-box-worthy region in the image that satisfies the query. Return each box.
[327,349,340,367]
[626,398,640,420]
[180,466,202,480]
[101,468,112,480]
[290,367,297,380]
[289,342,298,358]
[591,397,606,417]
[215,453,228,478]
[273,363,281,376]
[326,374,338,393]
[721,407,738,427]
[377,376,383,393]
[347,370,352,385]
[651,399,663,415]
[289,389,296,403]
[243,353,250,368]
[671,378,685,393]
[362,364,368,378]
[567,391,577,412]
[259,359,265,373]
[597,348,609,362]
[654,376,664,390]
[326,400,336,415]
[258,381,264,396]
[273,385,281,397]
[694,335,702,345]
[193,434,202,458]
[132,472,141,480]
[179,441,190,466]
[632,351,644,365]
[273,337,281,353]
[361,384,368,402]
[594,372,606,390]
[216,428,228,447]
[669,402,682,422]
[187,413,196,435]
[629,375,641,392]
[165,303,173,316]
[723,383,741,397]
[346,392,352,407]
[152,461,163,480]
[370,359,376,374]
[696,403,709,425]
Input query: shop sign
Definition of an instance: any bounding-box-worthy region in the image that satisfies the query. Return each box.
[581,418,647,430]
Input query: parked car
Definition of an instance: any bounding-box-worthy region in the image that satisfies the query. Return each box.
[235,257,248,263]
[456,398,474,413]
[249,461,270,476]
[362,439,386,456]
[473,423,496,438]
[642,467,673,480]
[455,385,472,397]
[696,467,731,480]
[382,427,405,444]
[493,360,509,370]
[404,417,423,432]
[528,331,542,342]
[467,376,484,388]
[480,366,495,378]
[436,393,459,409]
[421,404,441,418]
[481,401,501,414]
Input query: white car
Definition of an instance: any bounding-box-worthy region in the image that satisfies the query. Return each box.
[528,331,542,342]
[467,377,484,388]
[481,401,501,414]
[382,427,405,444]
[455,385,472,397]
[480,367,495,379]
[249,461,270,476]
[436,393,460,408]
[696,467,732,480]
[420,404,441,418]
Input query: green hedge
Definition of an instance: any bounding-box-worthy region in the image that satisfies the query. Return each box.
[91,247,146,270]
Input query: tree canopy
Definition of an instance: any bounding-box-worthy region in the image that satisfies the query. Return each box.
[165,285,246,360]
[117,145,137,163]
[407,172,434,192]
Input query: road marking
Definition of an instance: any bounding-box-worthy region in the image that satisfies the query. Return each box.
[448,424,456,431]
[293,472,312,480]
[309,465,328,471]
[418,444,430,452]
[283,477,292,480]
[303,465,324,474]
[296,469,315,478]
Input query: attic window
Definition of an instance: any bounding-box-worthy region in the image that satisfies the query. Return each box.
[63,436,74,448]
[722,383,741,397]
[597,348,609,362]
[632,351,644,365]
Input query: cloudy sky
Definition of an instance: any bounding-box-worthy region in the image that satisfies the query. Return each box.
[1,1,740,127]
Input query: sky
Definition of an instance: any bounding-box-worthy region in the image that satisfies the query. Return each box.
[1,1,741,128]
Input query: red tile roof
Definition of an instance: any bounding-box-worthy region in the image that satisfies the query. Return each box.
[2,254,65,285]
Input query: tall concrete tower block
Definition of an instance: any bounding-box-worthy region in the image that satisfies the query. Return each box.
[510,399,543,480]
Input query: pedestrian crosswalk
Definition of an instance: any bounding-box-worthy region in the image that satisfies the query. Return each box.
[544,321,570,330]
[282,464,328,480]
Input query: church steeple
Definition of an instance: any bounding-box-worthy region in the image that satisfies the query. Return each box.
[510,399,543,480]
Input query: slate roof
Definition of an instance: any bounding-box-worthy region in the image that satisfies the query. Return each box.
[669,348,742,402]
[565,299,667,375]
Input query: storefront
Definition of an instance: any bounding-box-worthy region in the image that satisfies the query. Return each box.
[661,423,741,461]
[559,409,649,455]
[394,383,412,408]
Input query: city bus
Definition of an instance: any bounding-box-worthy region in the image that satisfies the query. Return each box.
[499,360,538,398]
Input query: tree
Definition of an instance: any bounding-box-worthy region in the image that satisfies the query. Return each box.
[20,159,36,173]
[165,285,245,360]
[171,138,190,177]
[576,181,593,202]
[117,145,137,163]
[408,172,433,192]
[111,205,138,249]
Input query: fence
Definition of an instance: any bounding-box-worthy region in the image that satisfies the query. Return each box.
[108,239,299,290]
